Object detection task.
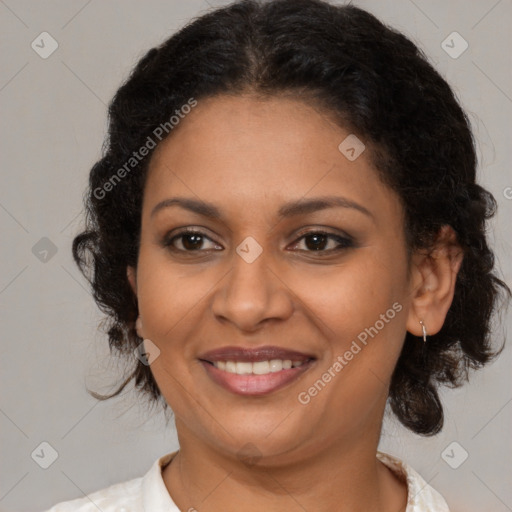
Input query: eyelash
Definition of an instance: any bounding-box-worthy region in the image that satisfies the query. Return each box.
[162,228,354,255]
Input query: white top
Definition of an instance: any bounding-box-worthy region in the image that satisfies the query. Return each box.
[43,450,450,511]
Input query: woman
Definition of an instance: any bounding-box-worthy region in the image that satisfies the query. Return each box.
[46,0,510,510]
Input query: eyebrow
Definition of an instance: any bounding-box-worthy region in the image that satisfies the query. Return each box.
[150,195,374,221]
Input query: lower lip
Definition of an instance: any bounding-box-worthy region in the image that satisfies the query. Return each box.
[200,360,315,396]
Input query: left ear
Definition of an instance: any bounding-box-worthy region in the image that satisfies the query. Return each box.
[406,225,464,338]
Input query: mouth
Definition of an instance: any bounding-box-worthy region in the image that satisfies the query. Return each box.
[198,345,316,396]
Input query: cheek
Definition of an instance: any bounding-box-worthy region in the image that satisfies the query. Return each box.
[292,250,407,405]
[135,246,210,344]
[294,251,405,337]
[135,255,205,410]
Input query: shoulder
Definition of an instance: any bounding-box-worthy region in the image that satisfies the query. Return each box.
[377,451,451,512]
[41,451,179,512]
[41,475,143,511]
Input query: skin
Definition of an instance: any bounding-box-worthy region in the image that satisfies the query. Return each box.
[127,94,463,512]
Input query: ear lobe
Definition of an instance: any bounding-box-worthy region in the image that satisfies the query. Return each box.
[406,225,464,338]
[135,316,144,338]
[127,265,137,296]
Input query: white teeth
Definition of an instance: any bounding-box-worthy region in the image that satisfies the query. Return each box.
[225,361,237,373]
[235,362,253,375]
[269,359,283,372]
[253,361,270,375]
[212,359,307,375]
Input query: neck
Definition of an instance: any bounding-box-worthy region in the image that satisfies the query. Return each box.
[162,422,407,512]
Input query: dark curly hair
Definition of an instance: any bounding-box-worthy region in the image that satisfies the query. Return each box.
[73,0,510,435]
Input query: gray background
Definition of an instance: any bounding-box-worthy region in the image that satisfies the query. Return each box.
[1,1,511,511]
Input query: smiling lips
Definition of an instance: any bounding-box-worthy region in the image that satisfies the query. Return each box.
[199,345,316,396]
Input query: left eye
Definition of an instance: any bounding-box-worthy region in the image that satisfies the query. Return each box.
[290,231,353,252]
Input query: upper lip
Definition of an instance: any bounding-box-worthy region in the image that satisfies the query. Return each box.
[198,345,316,363]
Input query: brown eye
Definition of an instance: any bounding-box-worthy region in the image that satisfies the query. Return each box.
[304,233,329,251]
[291,231,354,253]
[181,233,204,250]
[163,229,221,252]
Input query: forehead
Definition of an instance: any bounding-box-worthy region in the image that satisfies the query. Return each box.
[144,94,401,226]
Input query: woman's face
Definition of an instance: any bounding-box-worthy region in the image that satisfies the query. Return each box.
[128,94,416,463]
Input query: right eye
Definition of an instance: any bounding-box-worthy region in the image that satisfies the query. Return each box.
[162,228,222,252]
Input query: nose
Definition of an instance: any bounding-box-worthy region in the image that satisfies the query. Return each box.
[211,246,294,332]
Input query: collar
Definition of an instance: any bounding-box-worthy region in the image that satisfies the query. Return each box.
[140,450,450,511]
[377,451,450,511]
[141,450,180,511]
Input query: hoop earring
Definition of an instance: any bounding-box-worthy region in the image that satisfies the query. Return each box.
[419,320,427,343]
